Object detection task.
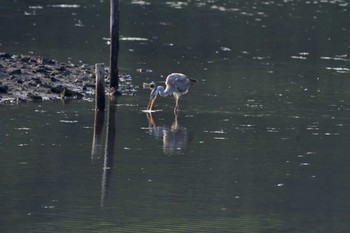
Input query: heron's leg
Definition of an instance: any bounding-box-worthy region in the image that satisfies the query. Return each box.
[174,95,179,112]
[172,111,179,130]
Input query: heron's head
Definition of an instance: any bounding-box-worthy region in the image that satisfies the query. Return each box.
[147,87,158,111]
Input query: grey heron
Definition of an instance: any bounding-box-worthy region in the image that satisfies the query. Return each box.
[147,73,197,111]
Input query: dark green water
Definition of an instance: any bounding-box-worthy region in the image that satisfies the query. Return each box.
[1,0,350,232]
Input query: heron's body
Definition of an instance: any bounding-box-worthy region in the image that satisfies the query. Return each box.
[147,73,196,111]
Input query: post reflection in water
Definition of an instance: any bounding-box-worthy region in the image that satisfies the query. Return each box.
[91,111,105,161]
[100,98,117,207]
[91,98,118,207]
[146,112,191,156]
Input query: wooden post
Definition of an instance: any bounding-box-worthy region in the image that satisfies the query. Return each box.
[109,0,120,91]
[95,63,105,111]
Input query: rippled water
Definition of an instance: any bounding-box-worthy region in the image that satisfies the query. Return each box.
[1,0,350,232]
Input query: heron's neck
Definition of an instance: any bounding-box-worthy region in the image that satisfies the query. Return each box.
[157,86,170,97]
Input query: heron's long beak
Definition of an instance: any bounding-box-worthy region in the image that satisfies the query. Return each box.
[147,96,156,111]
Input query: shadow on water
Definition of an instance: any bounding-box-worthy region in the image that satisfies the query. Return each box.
[91,97,118,207]
[145,111,192,156]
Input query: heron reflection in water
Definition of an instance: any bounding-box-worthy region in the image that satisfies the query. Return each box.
[146,73,197,112]
[145,112,191,155]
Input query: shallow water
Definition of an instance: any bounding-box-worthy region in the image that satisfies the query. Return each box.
[1,0,350,232]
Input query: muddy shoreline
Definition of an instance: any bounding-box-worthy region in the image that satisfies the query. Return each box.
[0,52,137,104]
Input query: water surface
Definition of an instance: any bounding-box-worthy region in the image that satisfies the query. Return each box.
[1,0,350,232]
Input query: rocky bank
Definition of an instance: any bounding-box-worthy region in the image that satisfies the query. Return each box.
[0,52,138,104]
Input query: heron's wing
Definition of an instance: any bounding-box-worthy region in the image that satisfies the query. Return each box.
[166,73,191,94]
